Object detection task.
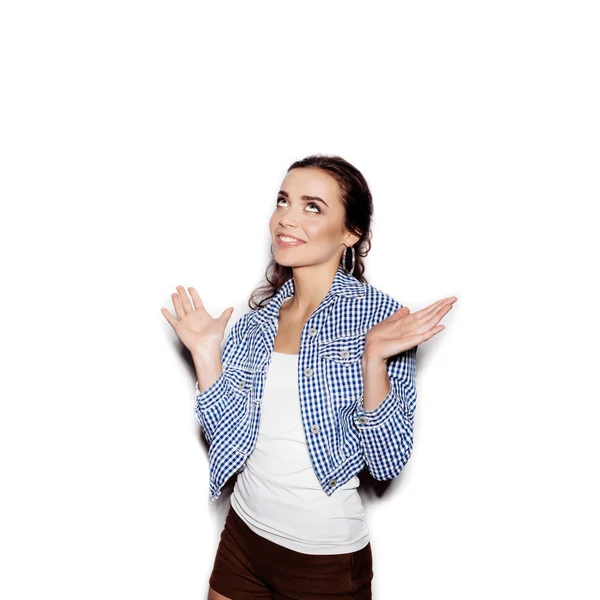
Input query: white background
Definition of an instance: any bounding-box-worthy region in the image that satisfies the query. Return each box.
[1,1,598,598]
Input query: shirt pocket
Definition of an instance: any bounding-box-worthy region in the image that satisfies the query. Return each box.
[317,333,365,403]
[226,366,258,457]
[227,366,255,400]
[212,367,253,436]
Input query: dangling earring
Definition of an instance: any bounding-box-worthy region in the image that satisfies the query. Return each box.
[270,243,275,258]
[342,245,355,276]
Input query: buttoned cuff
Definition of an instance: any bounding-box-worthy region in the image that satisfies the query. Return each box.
[353,378,407,429]
[194,373,227,412]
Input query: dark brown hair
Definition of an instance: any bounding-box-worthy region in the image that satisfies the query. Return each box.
[248,154,374,310]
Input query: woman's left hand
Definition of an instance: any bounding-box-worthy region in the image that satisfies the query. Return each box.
[364,296,457,361]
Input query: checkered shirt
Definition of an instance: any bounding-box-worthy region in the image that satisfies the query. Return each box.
[194,265,418,503]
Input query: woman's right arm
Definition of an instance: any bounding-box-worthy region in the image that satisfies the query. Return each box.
[160,285,246,444]
[192,312,248,444]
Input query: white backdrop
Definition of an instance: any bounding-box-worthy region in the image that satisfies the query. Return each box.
[1,1,598,598]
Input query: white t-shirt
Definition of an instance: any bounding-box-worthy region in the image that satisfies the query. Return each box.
[230,350,370,555]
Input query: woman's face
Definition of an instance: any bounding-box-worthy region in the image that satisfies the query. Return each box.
[269,167,360,268]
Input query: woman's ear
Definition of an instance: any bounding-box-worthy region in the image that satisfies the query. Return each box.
[345,232,361,248]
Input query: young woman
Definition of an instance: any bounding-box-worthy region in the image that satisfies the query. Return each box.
[161,154,456,599]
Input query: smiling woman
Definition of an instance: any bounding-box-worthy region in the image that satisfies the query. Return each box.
[255,155,373,310]
[161,153,455,599]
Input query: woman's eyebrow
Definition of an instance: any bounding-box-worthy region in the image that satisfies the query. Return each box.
[278,190,328,207]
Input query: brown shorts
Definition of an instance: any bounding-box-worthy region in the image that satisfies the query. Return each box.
[209,504,373,599]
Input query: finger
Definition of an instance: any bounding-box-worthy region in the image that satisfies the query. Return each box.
[172,292,185,320]
[414,296,456,320]
[392,324,445,354]
[160,307,178,329]
[417,324,445,344]
[410,298,446,319]
[218,306,234,325]
[420,303,453,331]
[176,285,193,314]
[188,287,204,312]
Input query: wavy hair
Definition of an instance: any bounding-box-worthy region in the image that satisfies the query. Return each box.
[248,154,374,310]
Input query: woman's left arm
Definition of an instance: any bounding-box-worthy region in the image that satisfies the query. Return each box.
[353,295,457,480]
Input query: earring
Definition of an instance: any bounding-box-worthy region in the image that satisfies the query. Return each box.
[342,245,355,276]
[270,243,275,258]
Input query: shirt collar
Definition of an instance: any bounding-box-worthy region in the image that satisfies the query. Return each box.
[252,264,365,325]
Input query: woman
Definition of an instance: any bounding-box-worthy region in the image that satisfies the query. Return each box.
[161,154,456,599]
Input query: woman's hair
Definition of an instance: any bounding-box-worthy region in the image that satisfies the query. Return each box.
[248,153,374,310]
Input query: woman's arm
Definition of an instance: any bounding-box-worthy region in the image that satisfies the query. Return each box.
[353,345,418,480]
[353,293,454,480]
[193,312,248,444]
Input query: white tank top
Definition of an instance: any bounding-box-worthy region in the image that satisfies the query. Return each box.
[230,350,370,555]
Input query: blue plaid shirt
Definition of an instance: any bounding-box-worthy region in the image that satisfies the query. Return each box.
[194,265,418,503]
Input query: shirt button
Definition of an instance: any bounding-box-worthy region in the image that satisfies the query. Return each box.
[308,328,317,336]
[328,478,337,487]
[304,367,313,377]
[357,416,369,424]
[310,424,320,434]
[340,349,350,358]
[239,381,245,389]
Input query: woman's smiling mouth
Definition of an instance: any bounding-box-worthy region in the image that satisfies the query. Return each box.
[276,234,307,247]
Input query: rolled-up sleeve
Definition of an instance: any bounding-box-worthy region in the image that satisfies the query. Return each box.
[353,299,418,480]
[193,313,247,444]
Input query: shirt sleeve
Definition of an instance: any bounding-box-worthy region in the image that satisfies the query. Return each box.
[352,299,418,480]
[193,312,248,444]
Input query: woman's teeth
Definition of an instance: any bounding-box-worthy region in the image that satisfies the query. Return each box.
[279,235,303,243]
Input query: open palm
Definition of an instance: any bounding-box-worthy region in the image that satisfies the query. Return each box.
[160,285,234,355]
[365,296,457,360]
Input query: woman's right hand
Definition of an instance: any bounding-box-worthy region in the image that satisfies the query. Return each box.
[161,285,234,356]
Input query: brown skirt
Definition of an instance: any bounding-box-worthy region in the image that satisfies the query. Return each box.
[209,504,373,599]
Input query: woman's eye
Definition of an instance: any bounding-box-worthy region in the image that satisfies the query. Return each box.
[276,197,321,214]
